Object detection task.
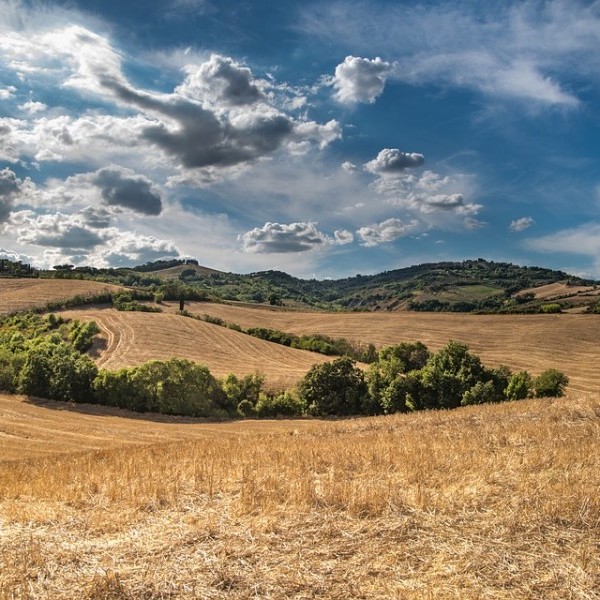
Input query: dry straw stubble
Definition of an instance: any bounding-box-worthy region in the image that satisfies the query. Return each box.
[0,394,599,599]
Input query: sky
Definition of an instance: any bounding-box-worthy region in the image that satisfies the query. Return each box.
[0,0,599,278]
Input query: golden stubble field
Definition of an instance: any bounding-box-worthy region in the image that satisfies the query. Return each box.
[0,392,598,599]
[60,308,331,390]
[0,279,123,315]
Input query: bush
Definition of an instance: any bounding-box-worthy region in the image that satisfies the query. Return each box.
[255,391,305,418]
[298,357,369,416]
[534,369,569,398]
[461,380,497,406]
[69,320,101,352]
[540,303,561,314]
[237,399,256,418]
[17,342,98,403]
[419,341,486,409]
[505,371,533,400]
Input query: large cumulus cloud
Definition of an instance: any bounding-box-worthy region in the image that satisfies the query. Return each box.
[332,56,392,104]
[239,221,352,254]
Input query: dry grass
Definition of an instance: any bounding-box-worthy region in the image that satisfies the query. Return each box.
[0,279,123,315]
[0,393,599,598]
[167,302,600,395]
[61,308,331,389]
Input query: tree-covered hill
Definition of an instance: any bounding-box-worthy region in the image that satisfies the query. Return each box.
[13,256,598,313]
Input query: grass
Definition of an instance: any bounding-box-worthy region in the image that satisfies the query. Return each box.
[0,393,599,598]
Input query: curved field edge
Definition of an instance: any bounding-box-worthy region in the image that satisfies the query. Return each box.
[60,308,332,389]
[0,279,124,315]
[0,393,598,599]
[171,301,600,394]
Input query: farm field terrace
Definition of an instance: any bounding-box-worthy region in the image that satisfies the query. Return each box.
[0,393,599,599]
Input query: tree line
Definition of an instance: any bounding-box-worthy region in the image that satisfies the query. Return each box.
[0,313,569,419]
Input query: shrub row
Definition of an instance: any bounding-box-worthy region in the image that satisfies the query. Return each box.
[0,314,569,419]
[299,342,569,417]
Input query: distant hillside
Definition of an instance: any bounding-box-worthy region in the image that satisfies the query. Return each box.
[127,258,596,313]
[28,257,599,313]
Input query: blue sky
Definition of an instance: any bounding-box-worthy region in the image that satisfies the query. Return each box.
[1,0,599,278]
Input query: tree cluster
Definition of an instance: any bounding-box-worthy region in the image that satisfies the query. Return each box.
[297,341,569,417]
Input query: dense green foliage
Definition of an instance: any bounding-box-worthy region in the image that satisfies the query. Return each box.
[0,313,98,402]
[296,341,568,418]
[298,357,369,416]
[246,327,377,362]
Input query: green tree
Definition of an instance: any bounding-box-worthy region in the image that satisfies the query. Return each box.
[298,357,368,416]
[420,341,486,409]
[377,342,430,373]
[255,391,305,418]
[461,380,497,406]
[505,371,533,400]
[533,369,569,398]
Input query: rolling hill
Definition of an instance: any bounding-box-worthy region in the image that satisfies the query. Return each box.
[60,307,332,389]
[0,279,124,315]
[167,301,600,394]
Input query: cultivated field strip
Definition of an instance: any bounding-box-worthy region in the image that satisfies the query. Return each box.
[61,308,331,389]
[176,302,600,394]
[0,279,123,315]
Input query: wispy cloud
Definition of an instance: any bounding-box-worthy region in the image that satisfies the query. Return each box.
[300,0,600,107]
[510,216,535,232]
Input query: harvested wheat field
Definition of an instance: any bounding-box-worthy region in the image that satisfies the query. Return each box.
[0,279,123,315]
[61,308,331,389]
[171,302,600,394]
[0,392,598,599]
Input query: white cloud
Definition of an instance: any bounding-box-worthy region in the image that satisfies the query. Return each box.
[0,247,32,263]
[0,85,16,99]
[0,24,341,178]
[341,161,357,173]
[371,168,481,221]
[464,217,487,230]
[510,216,535,232]
[364,148,425,175]
[176,54,264,106]
[301,1,600,107]
[0,167,34,223]
[526,222,600,275]
[357,217,419,247]
[331,55,392,104]
[18,100,47,114]
[239,221,350,254]
[334,229,354,245]
[526,223,600,256]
